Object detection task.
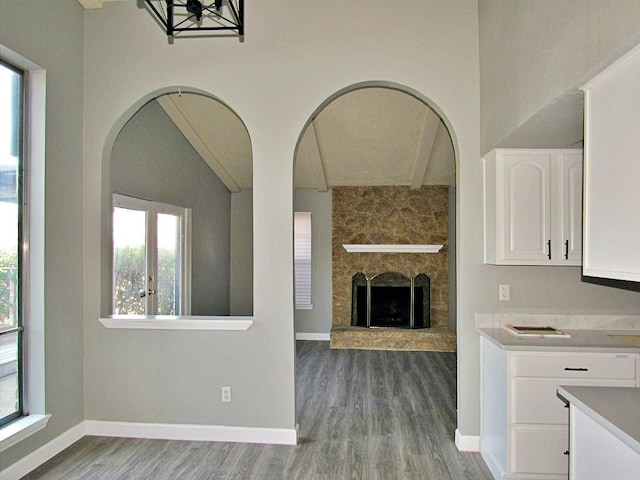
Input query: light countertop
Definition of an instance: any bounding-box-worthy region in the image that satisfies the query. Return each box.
[557,385,640,455]
[478,327,640,352]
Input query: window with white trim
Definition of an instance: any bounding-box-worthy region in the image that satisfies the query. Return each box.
[0,50,49,450]
[112,194,191,315]
[294,212,312,310]
[0,60,24,427]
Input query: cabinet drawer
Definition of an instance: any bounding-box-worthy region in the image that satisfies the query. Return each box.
[512,428,568,475]
[513,354,637,380]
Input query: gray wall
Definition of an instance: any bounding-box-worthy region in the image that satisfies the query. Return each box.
[463,1,640,437]
[0,0,85,469]
[475,1,640,317]
[293,189,333,335]
[448,187,457,332]
[479,0,640,153]
[111,99,232,315]
[230,189,253,316]
[3,2,640,474]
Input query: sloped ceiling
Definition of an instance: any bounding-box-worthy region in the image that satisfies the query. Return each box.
[295,88,455,190]
[155,88,455,192]
[156,93,253,192]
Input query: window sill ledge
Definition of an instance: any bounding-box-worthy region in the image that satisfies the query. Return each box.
[0,414,51,453]
[99,315,253,331]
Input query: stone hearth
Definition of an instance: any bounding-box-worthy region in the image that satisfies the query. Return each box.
[330,326,456,352]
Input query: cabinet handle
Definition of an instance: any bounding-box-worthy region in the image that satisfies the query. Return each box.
[564,367,588,372]
[547,239,551,260]
[564,239,569,260]
[564,450,570,456]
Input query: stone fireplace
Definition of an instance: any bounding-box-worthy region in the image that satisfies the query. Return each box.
[330,186,456,351]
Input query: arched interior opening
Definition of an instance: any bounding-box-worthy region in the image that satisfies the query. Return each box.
[101,89,254,317]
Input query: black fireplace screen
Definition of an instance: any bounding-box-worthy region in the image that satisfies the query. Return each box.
[351,272,430,329]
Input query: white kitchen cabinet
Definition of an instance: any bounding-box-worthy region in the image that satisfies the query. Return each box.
[480,337,639,480]
[581,43,640,282]
[483,149,583,265]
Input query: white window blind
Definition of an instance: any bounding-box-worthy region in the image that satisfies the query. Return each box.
[294,212,312,309]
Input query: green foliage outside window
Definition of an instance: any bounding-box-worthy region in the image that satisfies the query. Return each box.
[113,245,177,315]
[0,247,18,326]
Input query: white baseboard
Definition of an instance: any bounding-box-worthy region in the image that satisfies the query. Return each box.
[455,428,480,452]
[85,420,298,445]
[479,440,502,480]
[1,420,298,480]
[0,421,85,480]
[295,332,330,341]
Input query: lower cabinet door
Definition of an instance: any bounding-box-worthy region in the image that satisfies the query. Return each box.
[513,380,569,425]
[512,428,568,475]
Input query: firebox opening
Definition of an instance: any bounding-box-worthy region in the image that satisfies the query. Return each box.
[351,272,430,329]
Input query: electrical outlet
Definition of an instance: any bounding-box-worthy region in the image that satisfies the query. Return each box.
[221,386,231,403]
[499,284,510,301]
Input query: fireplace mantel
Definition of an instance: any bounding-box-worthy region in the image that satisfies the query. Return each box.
[342,244,443,253]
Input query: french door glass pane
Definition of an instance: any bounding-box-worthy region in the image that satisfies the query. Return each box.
[113,207,147,314]
[157,213,179,315]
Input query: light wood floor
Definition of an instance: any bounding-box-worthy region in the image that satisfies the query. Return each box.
[23,341,492,479]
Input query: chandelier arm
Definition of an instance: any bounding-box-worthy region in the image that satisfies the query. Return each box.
[144,0,169,28]
[224,0,242,27]
[200,6,237,26]
[173,14,200,30]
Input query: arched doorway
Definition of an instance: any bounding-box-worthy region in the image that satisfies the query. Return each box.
[292,82,459,349]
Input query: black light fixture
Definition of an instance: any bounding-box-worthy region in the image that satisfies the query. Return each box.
[185,0,203,21]
[144,0,244,38]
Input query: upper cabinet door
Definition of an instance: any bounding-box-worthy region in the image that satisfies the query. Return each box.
[484,149,583,266]
[502,152,552,263]
[559,152,583,264]
[582,43,640,282]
